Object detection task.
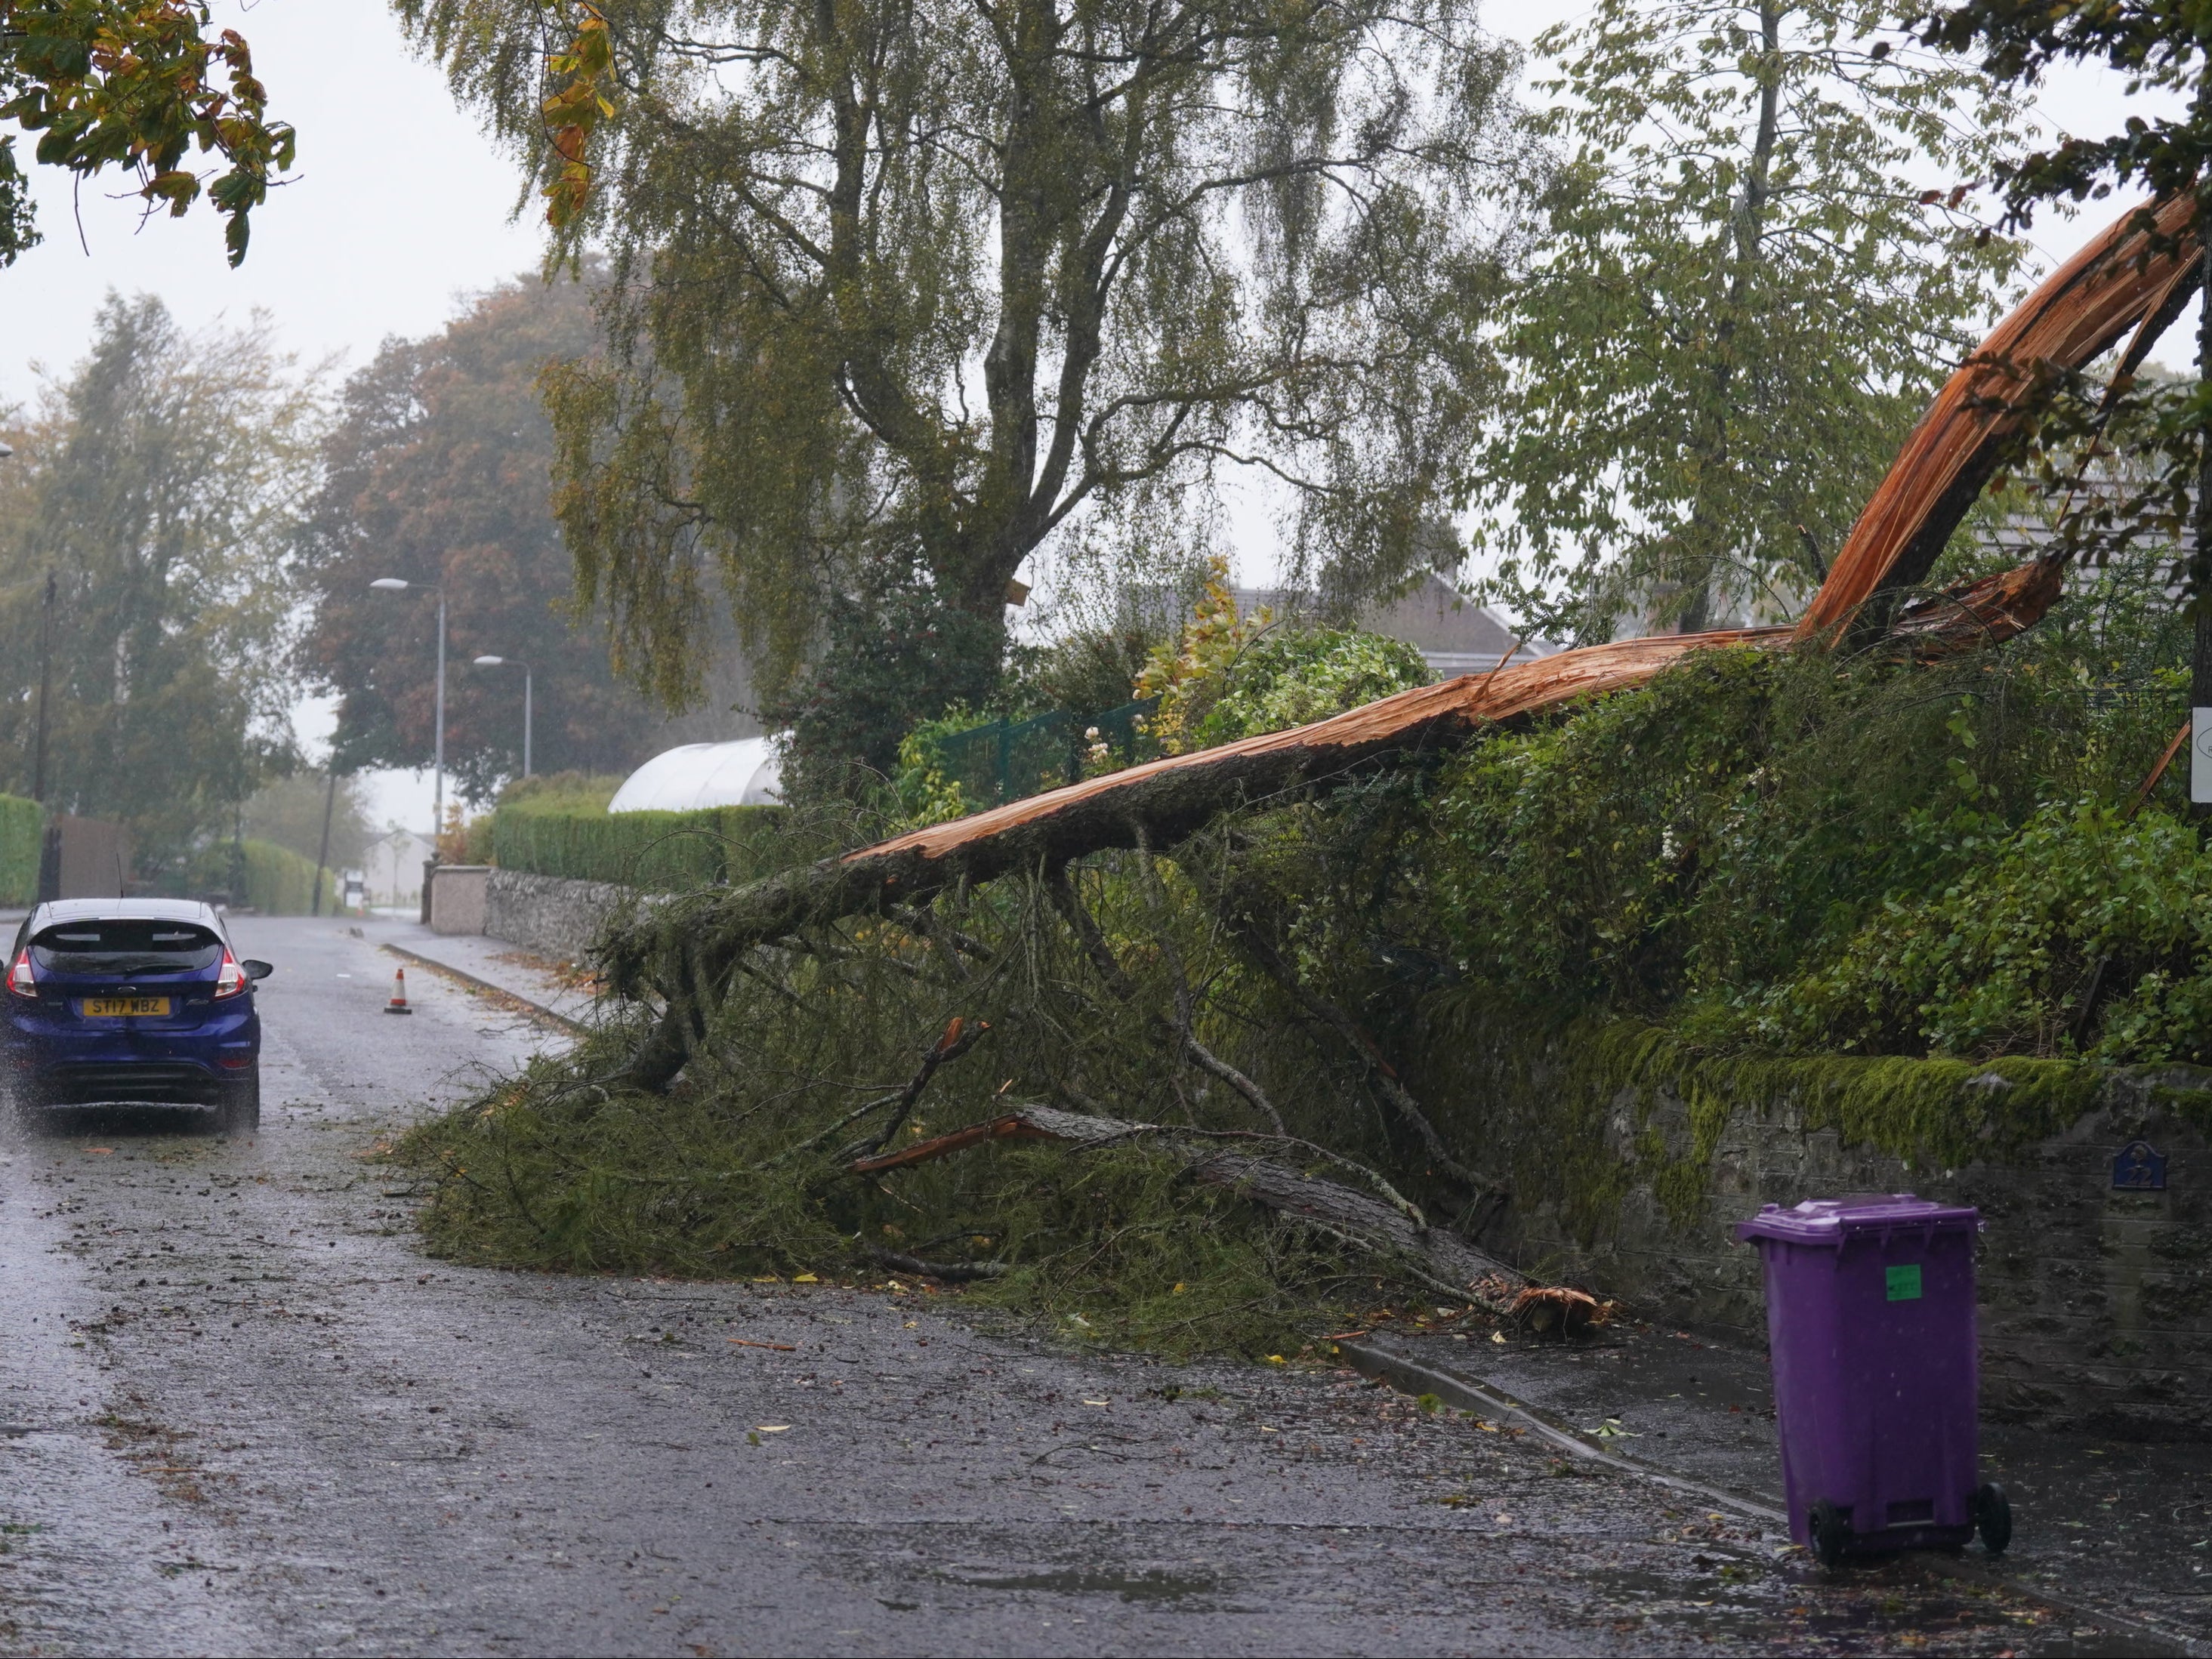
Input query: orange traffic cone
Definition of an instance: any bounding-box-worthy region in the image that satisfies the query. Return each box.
[384,966,413,1015]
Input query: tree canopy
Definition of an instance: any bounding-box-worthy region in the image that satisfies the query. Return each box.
[1471,0,2030,638]
[1917,0,2212,216]
[0,0,294,266]
[299,271,685,803]
[396,0,1527,729]
[0,293,313,873]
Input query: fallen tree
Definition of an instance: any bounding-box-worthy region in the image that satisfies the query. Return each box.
[602,199,2198,1094]
[397,201,2206,1349]
[603,551,2068,1090]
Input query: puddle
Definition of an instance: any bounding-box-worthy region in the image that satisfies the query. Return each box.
[935,1564,1220,1602]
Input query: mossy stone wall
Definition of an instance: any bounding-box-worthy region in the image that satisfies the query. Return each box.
[1405,993,2212,1437]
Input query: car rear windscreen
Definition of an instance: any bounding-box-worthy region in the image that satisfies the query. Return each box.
[30,921,224,976]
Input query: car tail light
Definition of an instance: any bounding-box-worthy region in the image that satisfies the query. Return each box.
[213,948,247,1001]
[6,948,32,998]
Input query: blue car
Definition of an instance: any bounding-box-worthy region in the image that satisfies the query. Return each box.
[4,899,271,1132]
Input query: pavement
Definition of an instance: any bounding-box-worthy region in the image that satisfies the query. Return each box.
[352,917,597,1030]
[1345,1318,2212,1654]
[0,914,2195,1655]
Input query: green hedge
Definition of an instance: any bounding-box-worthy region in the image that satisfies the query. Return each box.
[238,838,338,915]
[490,802,791,891]
[0,794,42,905]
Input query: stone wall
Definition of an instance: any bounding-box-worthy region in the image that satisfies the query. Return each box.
[1405,1000,2212,1438]
[484,868,640,962]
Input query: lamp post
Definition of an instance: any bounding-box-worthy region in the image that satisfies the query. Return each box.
[32,570,54,803]
[471,655,533,778]
[370,578,446,846]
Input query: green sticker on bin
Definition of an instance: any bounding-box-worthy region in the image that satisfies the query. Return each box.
[1886,1263,1923,1302]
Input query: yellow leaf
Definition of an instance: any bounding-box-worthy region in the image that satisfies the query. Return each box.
[793,1272,819,1284]
[757,1424,791,1433]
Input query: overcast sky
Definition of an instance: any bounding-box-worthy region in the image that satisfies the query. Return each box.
[0,1,2158,835]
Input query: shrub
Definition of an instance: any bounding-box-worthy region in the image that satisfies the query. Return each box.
[1134,557,1432,753]
[238,838,337,915]
[490,797,791,890]
[1426,634,2195,1058]
[0,794,41,905]
[1742,800,2212,1062]
[495,772,625,814]
[1190,628,1433,748]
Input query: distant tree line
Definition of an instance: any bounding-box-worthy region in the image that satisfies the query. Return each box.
[10,0,2210,863]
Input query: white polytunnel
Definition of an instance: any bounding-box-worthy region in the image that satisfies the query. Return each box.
[607,738,785,813]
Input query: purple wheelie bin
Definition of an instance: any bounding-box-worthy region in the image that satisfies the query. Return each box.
[1734,1195,2011,1566]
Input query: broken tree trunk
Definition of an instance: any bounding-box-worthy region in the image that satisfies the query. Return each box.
[1800,193,2201,643]
[849,1105,1530,1309]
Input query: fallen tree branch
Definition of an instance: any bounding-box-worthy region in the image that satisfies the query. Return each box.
[754,1015,992,1170]
[851,1106,1530,1312]
[863,1245,1009,1282]
[1131,822,1288,1136]
[850,1016,992,1158]
[1802,193,2199,642]
[1194,860,1478,1193]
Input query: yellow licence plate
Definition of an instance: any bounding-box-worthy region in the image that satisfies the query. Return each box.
[81,997,171,1017]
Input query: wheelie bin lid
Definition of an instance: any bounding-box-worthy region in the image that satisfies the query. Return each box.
[1732,1194,1979,1244]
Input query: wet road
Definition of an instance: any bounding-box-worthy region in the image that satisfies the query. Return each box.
[0,919,2152,1655]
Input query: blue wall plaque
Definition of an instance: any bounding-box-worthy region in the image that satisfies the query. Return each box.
[2112,1140,2167,1192]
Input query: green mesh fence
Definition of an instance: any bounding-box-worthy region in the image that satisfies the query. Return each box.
[936,698,1160,806]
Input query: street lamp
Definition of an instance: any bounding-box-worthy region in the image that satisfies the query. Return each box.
[370,577,446,845]
[472,655,533,778]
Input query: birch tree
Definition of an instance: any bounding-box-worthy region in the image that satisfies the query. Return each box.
[396,0,1528,745]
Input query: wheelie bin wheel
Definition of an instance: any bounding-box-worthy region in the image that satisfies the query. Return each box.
[1809,1498,1851,1567]
[1973,1482,2011,1556]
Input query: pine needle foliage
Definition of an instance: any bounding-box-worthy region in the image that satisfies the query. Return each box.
[400,578,2207,1341]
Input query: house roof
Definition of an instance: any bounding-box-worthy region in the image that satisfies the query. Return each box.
[1229,573,1556,677]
